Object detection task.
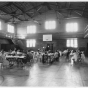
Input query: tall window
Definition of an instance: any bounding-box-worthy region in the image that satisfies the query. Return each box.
[66,23,78,32]
[66,38,78,48]
[27,25,36,34]
[45,20,56,30]
[0,21,1,30]
[19,35,26,39]
[27,39,36,47]
[7,24,14,33]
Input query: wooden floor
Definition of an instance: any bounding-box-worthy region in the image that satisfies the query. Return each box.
[0,57,88,87]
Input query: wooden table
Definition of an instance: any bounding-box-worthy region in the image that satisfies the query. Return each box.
[6,55,26,67]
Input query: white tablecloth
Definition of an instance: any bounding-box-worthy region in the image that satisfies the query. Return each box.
[6,56,25,59]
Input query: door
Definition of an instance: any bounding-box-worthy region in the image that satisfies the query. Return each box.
[46,43,53,53]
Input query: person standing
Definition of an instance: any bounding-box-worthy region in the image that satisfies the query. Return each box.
[81,51,85,62]
[57,50,60,62]
[66,50,70,61]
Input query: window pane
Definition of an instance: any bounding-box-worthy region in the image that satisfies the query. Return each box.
[26,39,36,47]
[27,25,36,34]
[71,23,74,32]
[67,23,70,32]
[67,39,70,47]
[66,38,78,48]
[74,39,78,48]
[30,40,32,47]
[45,21,56,30]
[74,23,78,32]
[69,23,71,32]
[0,22,1,30]
[33,40,36,47]
[7,24,14,33]
[27,40,29,47]
[66,23,78,32]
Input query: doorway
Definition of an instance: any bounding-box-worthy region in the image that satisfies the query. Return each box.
[46,43,54,53]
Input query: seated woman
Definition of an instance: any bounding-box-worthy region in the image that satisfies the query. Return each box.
[1,51,9,68]
[69,50,74,61]
[22,54,27,66]
[27,51,33,64]
[70,51,78,65]
[81,51,85,62]
[33,52,38,62]
[0,51,3,68]
[11,50,16,54]
[39,52,42,62]
[54,51,59,62]
[42,51,48,64]
[16,50,22,55]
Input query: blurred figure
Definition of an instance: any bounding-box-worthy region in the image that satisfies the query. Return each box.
[27,50,33,63]
[54,50,59,62]
[59,50,62,57]
[81,51,85,62]
[39,52,42,62]
[34,52,39,62]
[70,50,78,65]
[1,51,9,68]
[69,50,74,61]
[17,50,21,55]
[66,50,70,61]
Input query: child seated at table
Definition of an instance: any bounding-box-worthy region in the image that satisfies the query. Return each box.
[81,51,85,62]
[1,51,9,68]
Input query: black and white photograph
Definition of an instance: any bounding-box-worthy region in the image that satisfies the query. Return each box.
[0,0,88,87]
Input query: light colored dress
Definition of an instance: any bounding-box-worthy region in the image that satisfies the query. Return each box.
[70,52,78,65]
[81,53,85,61]
[2,53,9,67]
[0,52,2,63]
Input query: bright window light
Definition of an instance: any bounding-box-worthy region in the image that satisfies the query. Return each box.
[0,21,1,30]
[7,24,14,33]
[26,39,36,47]
[45,20,56,30]
[19,35,26,39]
[67,39,70,47]
[27,25,36,34]
[66,23,78,32]
[66,38,78,48]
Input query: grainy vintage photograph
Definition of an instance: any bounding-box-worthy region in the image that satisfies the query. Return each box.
[0,0,88,87]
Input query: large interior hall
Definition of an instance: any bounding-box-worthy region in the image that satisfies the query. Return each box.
[1,1,88,87]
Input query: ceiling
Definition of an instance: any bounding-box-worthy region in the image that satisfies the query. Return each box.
[0,2,87,24]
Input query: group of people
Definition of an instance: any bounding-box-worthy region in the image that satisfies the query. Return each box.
[62,49,86,65]
[0,48,86,68]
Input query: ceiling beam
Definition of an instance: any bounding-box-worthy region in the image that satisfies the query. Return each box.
[82,2,87,16]
[12,2,32,19]
[26,3,43,13]
[30,2,41,15]
[0,3,10,21]
[55,2,64,17]
[0,7,23,22]
[0,2,23,22]
[0,2,9,8]
[45,2,52,10]
[68,2,72,17]
[51,3,61,9]
[74,11,82,16]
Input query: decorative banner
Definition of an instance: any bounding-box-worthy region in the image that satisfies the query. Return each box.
[43,34,52,41]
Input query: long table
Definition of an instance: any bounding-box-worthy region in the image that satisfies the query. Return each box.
[6,55,26,67]
[6,55,25,59]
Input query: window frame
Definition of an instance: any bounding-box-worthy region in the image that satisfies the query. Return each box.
[27,25,36,34]
[0,21,1,30]
[45,20,56,30]
[26,39,36,47]
[66,38,78,48]
[66,23,78,32]
[7,24,14,33]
